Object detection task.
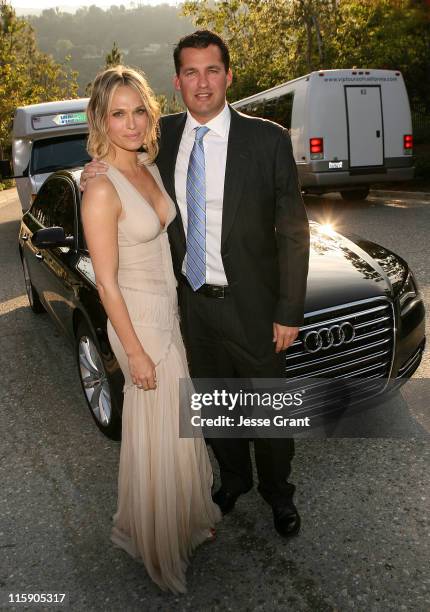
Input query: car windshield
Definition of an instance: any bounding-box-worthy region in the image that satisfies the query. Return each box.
[31,133,91,174]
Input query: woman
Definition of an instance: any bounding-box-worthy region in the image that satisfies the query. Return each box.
[81,65,221,594]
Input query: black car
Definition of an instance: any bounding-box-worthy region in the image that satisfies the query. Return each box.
[18,169,426,439]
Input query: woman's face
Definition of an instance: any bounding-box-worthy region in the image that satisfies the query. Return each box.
[107,84,148,152]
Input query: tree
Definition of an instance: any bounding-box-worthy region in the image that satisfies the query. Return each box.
[55,38,74,57]
[181,0,430,108]
[181,0,341,99]
[330,0,430,109]
[0,1,78,157]
[84,41,124,95]
[105,40,122,68]
[156,93,184,115]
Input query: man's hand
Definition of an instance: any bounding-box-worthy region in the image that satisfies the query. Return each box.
[273,323,299,353]
[80,159,108,191]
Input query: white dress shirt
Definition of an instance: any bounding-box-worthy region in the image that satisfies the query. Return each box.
[175,102,231,286]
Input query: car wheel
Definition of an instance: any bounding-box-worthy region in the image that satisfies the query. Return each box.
[340,188,370,201]
[21,255,45,313]
[75,319,122,440]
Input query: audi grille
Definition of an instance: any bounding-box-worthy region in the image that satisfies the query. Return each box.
[283,297,395,417]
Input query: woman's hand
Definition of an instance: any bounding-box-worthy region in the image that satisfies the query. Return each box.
[128,347,157,391]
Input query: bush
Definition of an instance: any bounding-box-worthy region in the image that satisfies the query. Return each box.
[0,179,15,191]
[415,153,430,180]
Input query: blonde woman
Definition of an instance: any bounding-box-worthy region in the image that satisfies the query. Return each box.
[81,66,221,594]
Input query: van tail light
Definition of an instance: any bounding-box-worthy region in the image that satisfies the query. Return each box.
[310,137,324,160]
[403,134,413,154]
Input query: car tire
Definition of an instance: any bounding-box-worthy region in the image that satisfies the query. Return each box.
[340,188,370,201]
[75,319,122,440]
[21,254,45,313]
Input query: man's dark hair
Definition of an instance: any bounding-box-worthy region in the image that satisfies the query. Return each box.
[173,30,230,75]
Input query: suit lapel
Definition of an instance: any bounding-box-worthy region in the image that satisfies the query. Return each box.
[161,113,187,247]
[221,107,250,248]
[161,113,186,205]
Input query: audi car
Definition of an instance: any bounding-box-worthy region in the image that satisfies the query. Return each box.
[18,170,426,439]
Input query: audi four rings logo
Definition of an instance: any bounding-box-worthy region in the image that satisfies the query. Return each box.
[303,322,356,353]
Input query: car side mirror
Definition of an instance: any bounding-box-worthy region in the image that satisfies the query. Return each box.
[0,160,12,179]
[32,226,75,249]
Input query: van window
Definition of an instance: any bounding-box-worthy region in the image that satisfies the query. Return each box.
[240,99,267,118]
[30,134,90,175]
[273,92,295,129]
[239,91,295,129]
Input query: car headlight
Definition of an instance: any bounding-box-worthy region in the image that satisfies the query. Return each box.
[399,271,419,315]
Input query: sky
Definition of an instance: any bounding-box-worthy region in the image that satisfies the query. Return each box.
[11,0,178,13]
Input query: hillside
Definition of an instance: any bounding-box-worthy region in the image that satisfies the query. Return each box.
[29,5,195,96]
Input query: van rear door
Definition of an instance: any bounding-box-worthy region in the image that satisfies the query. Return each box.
[345,86,383,167]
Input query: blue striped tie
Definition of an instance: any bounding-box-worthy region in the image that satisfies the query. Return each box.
[186,126,210,290]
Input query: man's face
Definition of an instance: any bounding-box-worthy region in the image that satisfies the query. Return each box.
[174,44,233,123]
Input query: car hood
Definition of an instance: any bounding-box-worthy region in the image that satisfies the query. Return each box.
[304,222,407,314]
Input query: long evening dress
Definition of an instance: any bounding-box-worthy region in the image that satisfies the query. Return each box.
[104,154,221,594]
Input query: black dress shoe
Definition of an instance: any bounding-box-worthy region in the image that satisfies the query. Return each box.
[272,503,301,538]
[212,488,241,515]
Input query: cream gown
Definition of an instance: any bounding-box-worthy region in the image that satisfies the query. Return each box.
[104,154,221,594]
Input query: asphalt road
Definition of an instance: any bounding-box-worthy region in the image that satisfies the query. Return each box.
[0,189,429,611]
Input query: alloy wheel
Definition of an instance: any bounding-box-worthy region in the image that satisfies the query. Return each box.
[78,335,112,426]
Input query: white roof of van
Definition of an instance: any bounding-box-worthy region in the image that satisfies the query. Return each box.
[16,98,89,114]
[232,69,403,106]
[13,98,89,139]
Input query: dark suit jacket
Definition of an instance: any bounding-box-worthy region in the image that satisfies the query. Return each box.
[156,105,310,357]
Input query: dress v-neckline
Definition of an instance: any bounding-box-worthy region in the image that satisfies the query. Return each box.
[109,162,168,231]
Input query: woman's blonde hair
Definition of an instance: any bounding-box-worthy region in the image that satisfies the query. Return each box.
[86,65,160,163]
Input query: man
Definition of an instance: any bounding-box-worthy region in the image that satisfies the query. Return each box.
[83,30,310,538]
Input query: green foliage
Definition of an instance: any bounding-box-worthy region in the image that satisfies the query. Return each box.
[0,179,15,191]
[105,41,122,68]
[156,94,185,115]
[84,41,124,96]
[182,0,430,109]
[414,144,430,181]
[0,1,78,157]
[0,178,14,190]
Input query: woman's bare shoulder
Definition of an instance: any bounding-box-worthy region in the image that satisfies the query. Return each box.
[82,173,115,197]
[82,174,120,213]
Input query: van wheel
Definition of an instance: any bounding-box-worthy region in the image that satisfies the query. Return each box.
[21,255,45,313]
[340,188,370,201]
[75,319,122,440]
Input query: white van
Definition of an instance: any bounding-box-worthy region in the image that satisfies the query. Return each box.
[231,69,414,200]
[0,98,90,211]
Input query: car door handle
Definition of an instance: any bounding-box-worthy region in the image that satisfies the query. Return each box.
[21,234,29,241]
[35,252,43,260]
[376,130,381,138]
